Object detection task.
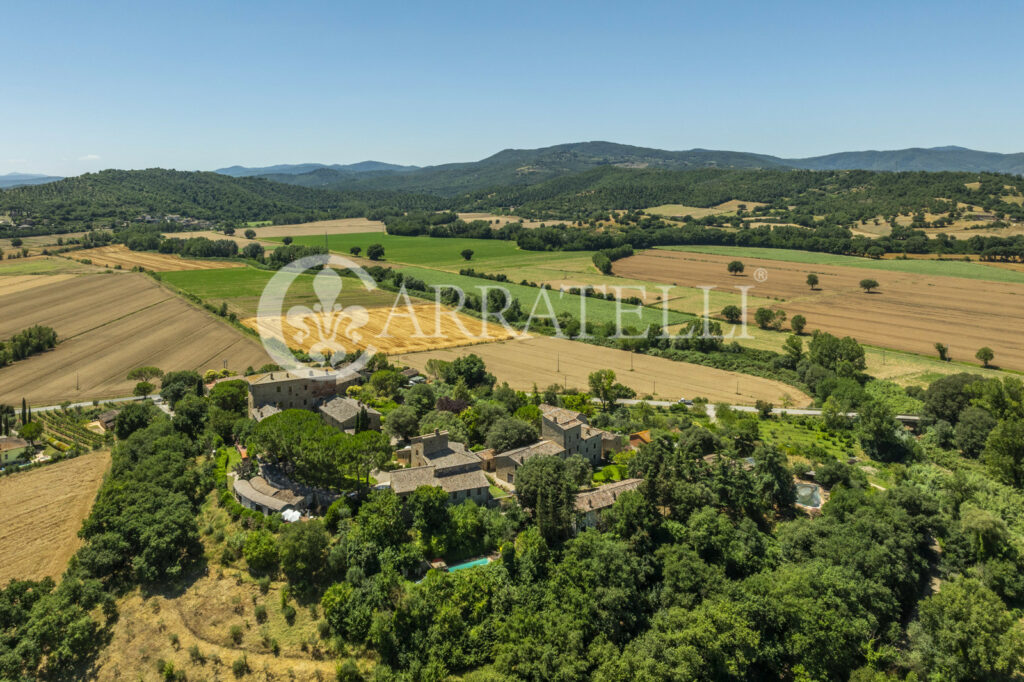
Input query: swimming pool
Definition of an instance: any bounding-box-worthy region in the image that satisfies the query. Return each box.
[447,557,491,572]
[795,483,822,508]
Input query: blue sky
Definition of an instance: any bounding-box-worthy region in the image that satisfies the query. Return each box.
[4,0,1023,175]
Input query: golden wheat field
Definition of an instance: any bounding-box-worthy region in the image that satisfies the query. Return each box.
[243,303,518,356]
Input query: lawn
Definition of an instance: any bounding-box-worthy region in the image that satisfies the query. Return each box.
[660,245,1024,284]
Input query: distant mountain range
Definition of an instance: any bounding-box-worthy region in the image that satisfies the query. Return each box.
[215,161,419,177]
[221,142,1024,196]
[0,172,64,189]
[5,143,1024,197]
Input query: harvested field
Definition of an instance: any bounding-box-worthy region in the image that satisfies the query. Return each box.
[457,212,549,229]
[400,335,811,405]
[0,273,271,404]
[0,450,110,583]
[0,273,79,297]
[644,199,766,219]
[74,244,246,271]
[254,217,385,236]
[616,249,1024,371]
[244,303,518,356]
[169,217,385,244]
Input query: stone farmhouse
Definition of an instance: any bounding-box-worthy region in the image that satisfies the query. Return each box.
[574,478,643,528]
[319,396,382,432]
[389,430,490,505]
[247,369,342,416]
[246,369,379,432]
[484,404,625,484]
[0,436,30,467]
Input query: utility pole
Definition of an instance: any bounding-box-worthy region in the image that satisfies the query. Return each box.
[76,372,79,391]
[630,352,634,371]
[556,352,559,372]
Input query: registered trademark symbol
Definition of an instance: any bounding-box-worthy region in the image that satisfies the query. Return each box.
[754,268,768,283]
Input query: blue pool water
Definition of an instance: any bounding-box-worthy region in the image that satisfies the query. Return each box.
[795,483,822,508]
[448,557,490,572]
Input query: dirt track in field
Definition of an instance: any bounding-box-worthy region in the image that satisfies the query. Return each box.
[615,250,1024,371]
[0,273,271,404]
[0,450,110,583]
[400,335,811,405]
[74,244,246,271]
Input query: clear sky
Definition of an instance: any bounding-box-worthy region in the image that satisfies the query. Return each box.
[4,0,1023,176]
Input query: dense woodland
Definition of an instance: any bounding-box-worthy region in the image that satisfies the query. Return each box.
[3,166,1024,257]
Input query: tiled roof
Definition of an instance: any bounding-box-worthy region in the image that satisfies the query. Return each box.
[0,437,29,452]
[499,439,565,466]
[253,405,282,422]
[234,475,306,511]
[389,465,489,495]
[248,476,307,506]
[539,404,586,426]
[574,478,643,513]
[250,368,336,384]
[319,397,380,423]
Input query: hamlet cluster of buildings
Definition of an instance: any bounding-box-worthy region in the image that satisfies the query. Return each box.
[232,368,639,526]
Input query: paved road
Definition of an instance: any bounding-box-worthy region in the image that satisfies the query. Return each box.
[31,395,146,413]
[606,398,919,423]
[31,395,174,416]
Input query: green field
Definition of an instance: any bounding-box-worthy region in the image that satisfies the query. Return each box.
[160,267,396,317]
[0,257,96,276]
[275,233,589,273]
[392,265,688,327]
[660,245,1024,284]
[160,263,689,329]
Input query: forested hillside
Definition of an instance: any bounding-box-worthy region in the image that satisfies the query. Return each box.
[0,169,441,233]
[455,166,1024,221]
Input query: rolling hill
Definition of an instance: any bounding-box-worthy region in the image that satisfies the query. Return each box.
[242,142,1024,197]
[0,168,440,229]
[216,161,418,177]
[0,172,63,189]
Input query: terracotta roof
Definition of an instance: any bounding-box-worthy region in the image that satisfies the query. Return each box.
[575,478,643,513]
[630,430,652,444]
